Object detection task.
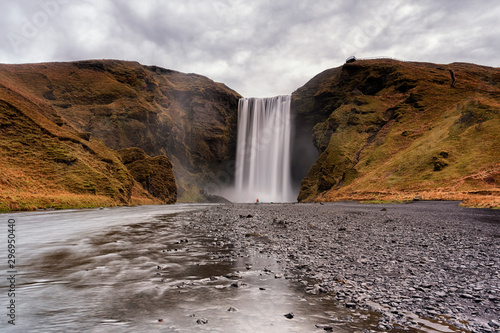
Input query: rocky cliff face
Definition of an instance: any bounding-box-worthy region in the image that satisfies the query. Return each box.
[292,59,500,207]
[118,148,177,203]
[0,60,241,202]
[3,58,498,209]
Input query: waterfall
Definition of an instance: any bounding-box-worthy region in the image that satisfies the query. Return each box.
[234,95,294,202]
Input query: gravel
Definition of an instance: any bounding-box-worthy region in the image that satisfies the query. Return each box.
[188,201,500,332]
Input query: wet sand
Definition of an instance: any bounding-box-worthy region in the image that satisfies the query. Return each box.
[190,201,500,332]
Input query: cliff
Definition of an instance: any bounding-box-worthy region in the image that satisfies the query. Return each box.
[3,58,498,210]
[292,59,500,208]
[118,148,177,203]
[0,80,171,211]
[0,60,241,204]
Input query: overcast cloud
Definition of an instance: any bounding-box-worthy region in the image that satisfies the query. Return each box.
[1,0,499,97]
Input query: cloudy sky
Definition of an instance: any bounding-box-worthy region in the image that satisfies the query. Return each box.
[1,0,499,97]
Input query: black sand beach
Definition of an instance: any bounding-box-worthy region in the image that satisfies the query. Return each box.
[188,201,500,332]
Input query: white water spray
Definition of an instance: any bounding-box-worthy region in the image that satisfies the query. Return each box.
[234,95,294,202]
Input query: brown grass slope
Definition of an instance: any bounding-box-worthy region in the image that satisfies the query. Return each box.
[0,60,241,202]
[0,71,170,211]
[292,59,500,208]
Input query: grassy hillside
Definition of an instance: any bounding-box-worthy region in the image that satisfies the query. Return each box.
[0,76,169,211]
[292,59,500,208]
[0,60,241,202]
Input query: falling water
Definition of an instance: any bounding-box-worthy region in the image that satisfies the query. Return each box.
[234,95,294,202]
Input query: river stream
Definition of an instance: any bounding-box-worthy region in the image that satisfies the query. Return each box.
[0,204,458,332]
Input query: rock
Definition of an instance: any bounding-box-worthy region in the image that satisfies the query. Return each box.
[225,272,242,280]
[77,132,91,141]
[345,302,357,309]
[488,320,500,328]
[315,324,334,331]
[196,318,209,325]
[201,191,232,203]
[449,69,456,87]
[346,56,357,64]
[487,295,498,302]
[460,293,474,299]
[284,312,294,319]
[192,201,500,333]
[427,310,438,316]
[231,281,243,288]
[118,148,177,203]
[227,307,238,312]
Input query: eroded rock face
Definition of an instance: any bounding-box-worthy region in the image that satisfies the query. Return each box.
[1,60,241,201]
[291,59,500,202]
[118,148,177,204]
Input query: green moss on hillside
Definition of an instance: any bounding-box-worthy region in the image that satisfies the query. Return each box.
[293,59,500,207]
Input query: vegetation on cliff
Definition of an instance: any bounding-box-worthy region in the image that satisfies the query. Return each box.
[292,59,500,208]
[0,60,225,211]
[2,58,498,210]
[118,148,177,203]
[0,60,241,203]
[0,83,162,211]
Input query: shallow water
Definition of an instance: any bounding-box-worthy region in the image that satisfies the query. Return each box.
[0,204,463,332]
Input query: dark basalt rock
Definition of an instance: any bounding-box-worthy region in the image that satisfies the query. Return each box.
[196,318,208,325]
